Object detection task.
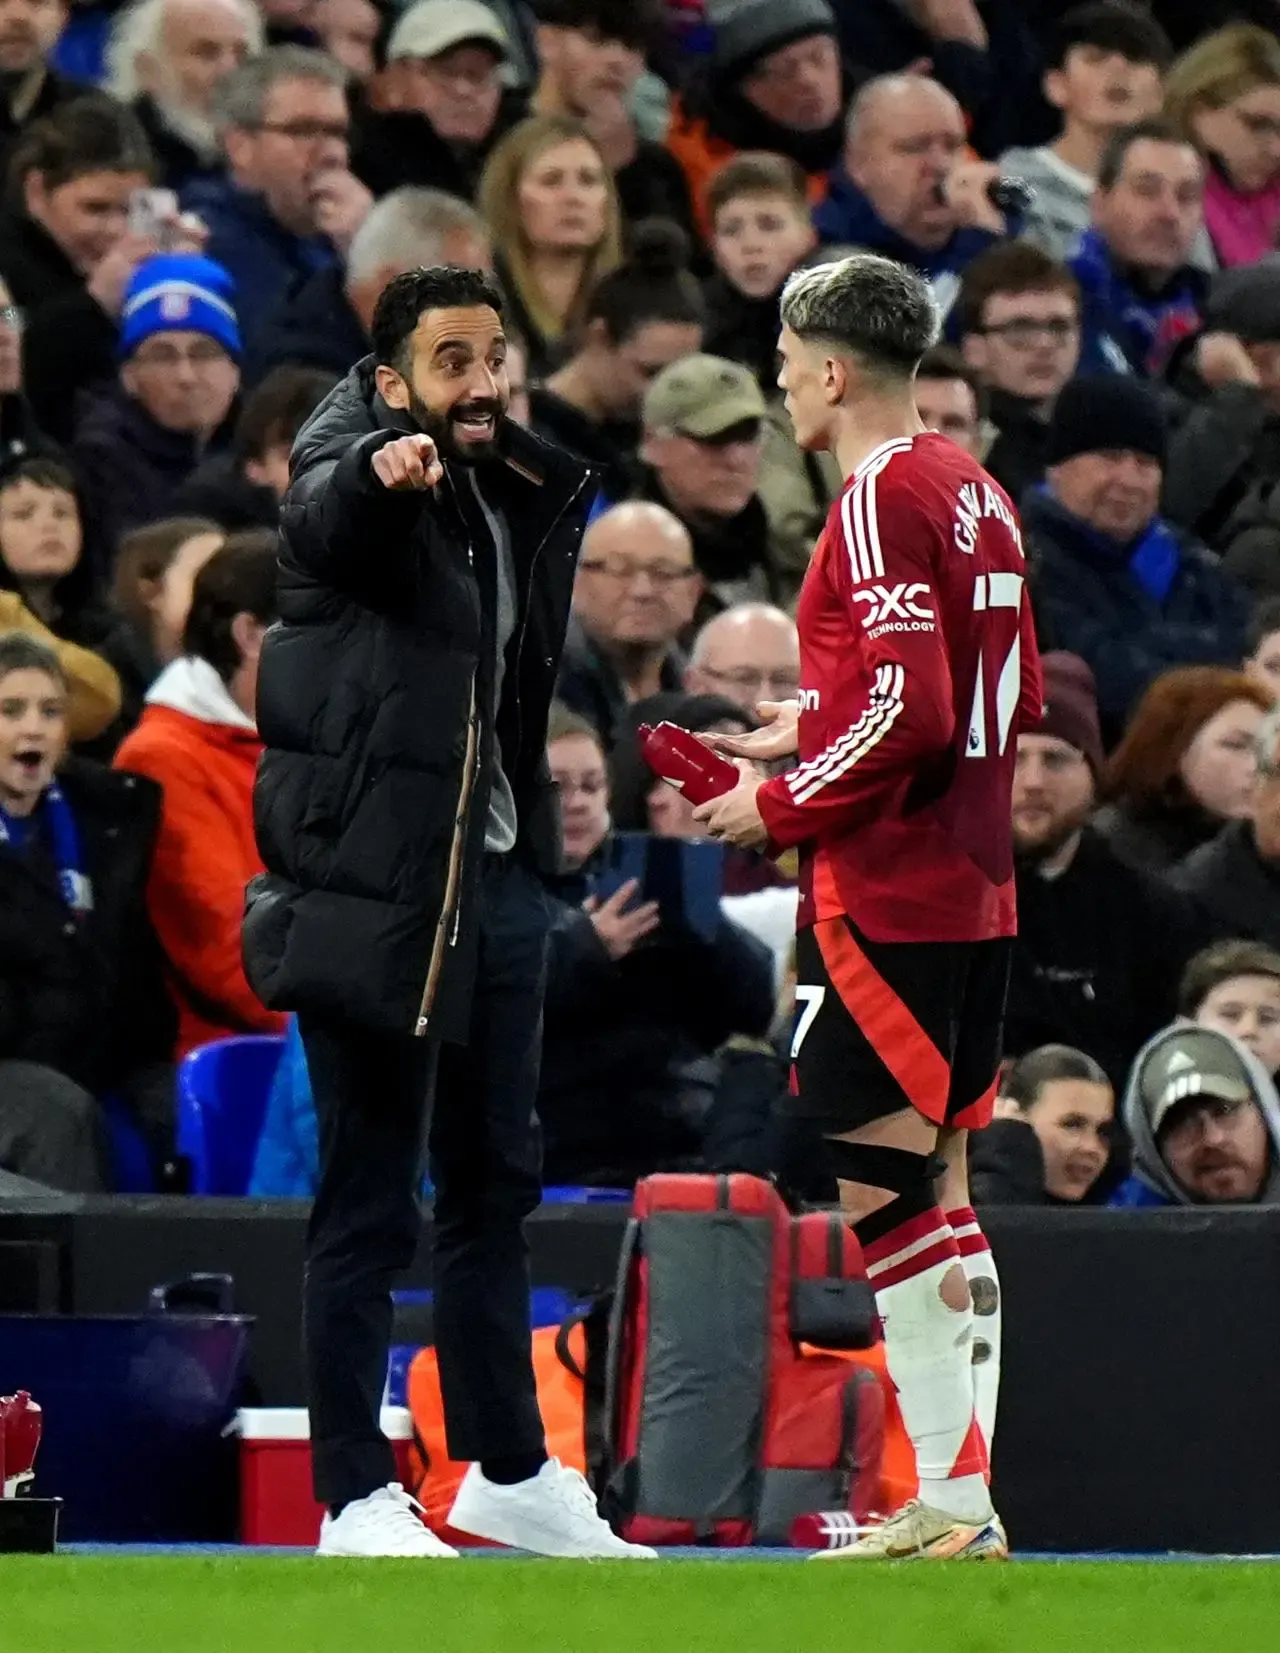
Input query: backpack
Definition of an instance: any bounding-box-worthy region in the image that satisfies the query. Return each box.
[599,1172,902,1546]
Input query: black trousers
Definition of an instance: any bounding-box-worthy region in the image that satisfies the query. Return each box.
[300,856,549,1506]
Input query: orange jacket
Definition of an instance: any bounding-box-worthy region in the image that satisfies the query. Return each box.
[113,659,286,1057]
[666,95,832,240]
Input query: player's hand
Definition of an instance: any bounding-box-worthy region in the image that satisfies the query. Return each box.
[371,434,443,490]
[1194,331,1261,389]
[705,700,800,763]
[584,880,660,960]
[942,159,1005,234]
[692,762,768,850]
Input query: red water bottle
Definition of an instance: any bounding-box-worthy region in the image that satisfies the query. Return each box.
[1,1391,41,1497]
[638,721,739,805]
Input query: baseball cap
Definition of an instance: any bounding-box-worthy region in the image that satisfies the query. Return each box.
[387,0,510,63]
[1139,1028,1257,1135]
[642,354,766,440]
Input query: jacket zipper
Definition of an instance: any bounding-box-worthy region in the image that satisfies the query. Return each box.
[415,672,479,1036]
[415,469,591,1035]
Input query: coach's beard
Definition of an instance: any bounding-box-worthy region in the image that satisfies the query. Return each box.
[407,391,506,468]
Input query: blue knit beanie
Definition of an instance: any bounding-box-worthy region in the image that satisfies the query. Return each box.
[119,254,242,361]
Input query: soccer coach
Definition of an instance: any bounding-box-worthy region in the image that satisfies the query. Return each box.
[243,266,651,1560]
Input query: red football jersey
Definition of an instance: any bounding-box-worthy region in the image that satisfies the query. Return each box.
[758,433,1043,943]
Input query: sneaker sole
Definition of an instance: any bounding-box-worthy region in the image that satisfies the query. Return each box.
[812,1523,1009,1562]
[447,1510,652,1560]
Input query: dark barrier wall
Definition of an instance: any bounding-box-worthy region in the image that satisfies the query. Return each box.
[2,1196,1279,1553]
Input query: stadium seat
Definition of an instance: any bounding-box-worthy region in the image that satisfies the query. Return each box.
[176,1036,287,1196]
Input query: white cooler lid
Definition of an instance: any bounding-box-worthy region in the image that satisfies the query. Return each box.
[237,1406,413,1441]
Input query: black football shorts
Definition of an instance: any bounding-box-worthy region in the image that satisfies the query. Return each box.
[791,914,1012,1136]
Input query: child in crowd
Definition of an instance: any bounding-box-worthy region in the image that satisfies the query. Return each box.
[702,152,817,394]
[970,1045,1116,1204]
[1001,3,1171,261]
[0,632,174,1189]
[108,517,225,731]
[0,458,123,748]
[1179,939,1280,1076]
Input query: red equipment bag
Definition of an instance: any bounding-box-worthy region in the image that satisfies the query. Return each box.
[601,1173,885,1546]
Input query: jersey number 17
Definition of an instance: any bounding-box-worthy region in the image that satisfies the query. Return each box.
[964,571,1024,760]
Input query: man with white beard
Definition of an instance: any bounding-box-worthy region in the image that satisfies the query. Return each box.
[107,0,261,188]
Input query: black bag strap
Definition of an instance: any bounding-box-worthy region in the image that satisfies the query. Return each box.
[828,1213,844,1277]
[555,1295,613,1494]
[601,1215,643,1473]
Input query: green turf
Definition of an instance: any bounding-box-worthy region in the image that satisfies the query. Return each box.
[2,1559,1280,1653]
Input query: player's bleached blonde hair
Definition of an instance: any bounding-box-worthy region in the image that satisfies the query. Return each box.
[780,253,940,378]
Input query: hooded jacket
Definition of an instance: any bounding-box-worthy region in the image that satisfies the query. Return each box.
[242,361,593,1042]
[114,654,286,1057]
[1113,1024,1280,1207]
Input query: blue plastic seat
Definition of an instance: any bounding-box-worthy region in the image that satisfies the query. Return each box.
[176,1036,286,1195]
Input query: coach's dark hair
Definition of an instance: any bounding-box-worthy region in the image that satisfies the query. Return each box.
[780,253,939,379]
[0,630,67,692]
[371,267,505,374]
[183,530,279,684]
[1098,117,1198,190]
[1000,1045,1111,1110]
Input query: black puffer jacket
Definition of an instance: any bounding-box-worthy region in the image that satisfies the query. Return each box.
[243,361,593,1042]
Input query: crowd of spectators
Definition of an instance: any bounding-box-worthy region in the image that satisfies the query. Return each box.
[4,0,1280,1213]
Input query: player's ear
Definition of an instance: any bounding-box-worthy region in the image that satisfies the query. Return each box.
[376,364,410,411]
[824,354,846,406]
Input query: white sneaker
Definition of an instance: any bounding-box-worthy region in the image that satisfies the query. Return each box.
[317,1484,459,1558]
[447,1459,657,1559]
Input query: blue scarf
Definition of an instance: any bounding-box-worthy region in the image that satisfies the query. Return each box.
[1038,483,1181,603]
[1069,228,1204,375]
[0,781,92,917]
[1126,516,1181,604]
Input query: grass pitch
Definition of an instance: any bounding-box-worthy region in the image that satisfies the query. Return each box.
[2,1557,1280,1653]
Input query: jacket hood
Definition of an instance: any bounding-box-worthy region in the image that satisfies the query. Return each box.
[1122,1021,1280,1205]
[146,654,256,731]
